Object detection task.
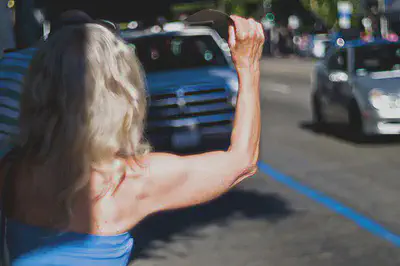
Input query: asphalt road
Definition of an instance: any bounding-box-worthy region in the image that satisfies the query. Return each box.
[129,57,400,266]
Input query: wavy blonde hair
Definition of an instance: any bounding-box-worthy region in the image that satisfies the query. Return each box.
[16,24,151,226]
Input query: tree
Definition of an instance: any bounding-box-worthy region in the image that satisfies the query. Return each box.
[222,0,261,16]
[302,0,361,28]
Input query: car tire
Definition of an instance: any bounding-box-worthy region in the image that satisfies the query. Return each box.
[348,99,366,140]
[312,92,326,128]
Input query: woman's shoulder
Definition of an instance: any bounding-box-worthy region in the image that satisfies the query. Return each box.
[111,153,180,206]
[102,153,184,211]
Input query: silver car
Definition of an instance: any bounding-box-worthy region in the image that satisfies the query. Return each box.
[311,39,400,136]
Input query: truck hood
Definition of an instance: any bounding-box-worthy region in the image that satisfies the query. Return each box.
[145,66,238,93]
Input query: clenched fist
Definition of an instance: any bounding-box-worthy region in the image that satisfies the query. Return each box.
[228,15,265,70]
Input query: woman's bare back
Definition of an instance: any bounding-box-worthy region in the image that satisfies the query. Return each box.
[6,158,148,236]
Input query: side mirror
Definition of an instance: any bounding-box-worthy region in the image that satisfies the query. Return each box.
[329,71,348,82]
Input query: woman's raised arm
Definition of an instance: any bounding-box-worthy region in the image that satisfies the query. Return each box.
[136,16,265,215]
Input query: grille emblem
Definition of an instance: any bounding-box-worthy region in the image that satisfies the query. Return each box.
[177,88,185,98]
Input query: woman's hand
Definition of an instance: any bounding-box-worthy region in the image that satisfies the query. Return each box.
[228,15,265,71]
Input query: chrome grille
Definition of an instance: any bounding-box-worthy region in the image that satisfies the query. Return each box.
[146,86,234,133]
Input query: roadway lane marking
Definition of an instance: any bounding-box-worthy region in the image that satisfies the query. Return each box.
[267,83,291,94]
[258,161,400,247]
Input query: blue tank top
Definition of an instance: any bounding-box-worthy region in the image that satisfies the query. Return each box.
[6,218,134,266]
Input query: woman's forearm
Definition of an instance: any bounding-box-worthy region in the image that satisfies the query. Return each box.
[228,66,261,167]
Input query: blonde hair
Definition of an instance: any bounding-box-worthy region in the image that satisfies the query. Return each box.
[16,24,151,226]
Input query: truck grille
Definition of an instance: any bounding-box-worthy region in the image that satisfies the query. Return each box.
[146,85,234,134]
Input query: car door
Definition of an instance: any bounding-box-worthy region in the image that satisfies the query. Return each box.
[322,48,350,122]
[328,47,354,122]
[317,48,334,93]
[315,48,336,122]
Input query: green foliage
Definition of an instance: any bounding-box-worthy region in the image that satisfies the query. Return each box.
[173,0,361,29]
[172,0,260,17]
[301,0,361,28]
[223,0,258,16]
[172,2,215,13]
[226,0,362,28]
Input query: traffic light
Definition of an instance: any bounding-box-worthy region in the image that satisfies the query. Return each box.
[265,12,275,22]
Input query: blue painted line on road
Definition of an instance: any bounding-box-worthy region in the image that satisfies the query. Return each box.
[258,161,400,247]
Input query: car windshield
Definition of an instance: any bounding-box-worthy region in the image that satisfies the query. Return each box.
[354,43,400,73]
[126,34,229,73]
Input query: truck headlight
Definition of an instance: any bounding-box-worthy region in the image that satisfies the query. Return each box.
[228,80,239,93]
[227,80,238,107]
[369,89,400,109]
[230,94,237,107]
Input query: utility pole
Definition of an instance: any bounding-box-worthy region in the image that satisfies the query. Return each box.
[261,0,274,58]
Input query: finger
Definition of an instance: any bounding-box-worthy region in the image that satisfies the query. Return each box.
[228,25,236,48]
[229,15,241,34]
[241,19,251,41]
[248,18,257,39]
[230,14,240,20]
[251,22,262,51]
[254,22,261,41]
[256,22,265,41]
[231,15,247,41]
[251,22,261,56]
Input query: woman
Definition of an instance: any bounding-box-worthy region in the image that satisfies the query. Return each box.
[0,15,264,265]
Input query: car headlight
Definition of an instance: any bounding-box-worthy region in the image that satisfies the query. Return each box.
[369,89,400,109]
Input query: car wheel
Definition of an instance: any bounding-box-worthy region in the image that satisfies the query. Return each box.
[348,99,366,139]
[312,92,326,127]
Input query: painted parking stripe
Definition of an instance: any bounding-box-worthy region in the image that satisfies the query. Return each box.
[258,161,400,247]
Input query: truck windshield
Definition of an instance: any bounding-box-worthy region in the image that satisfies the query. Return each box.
[354,43,400,73]
[126,34,229,73]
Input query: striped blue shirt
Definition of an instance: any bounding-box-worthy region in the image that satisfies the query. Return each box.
[0,47,37,157]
